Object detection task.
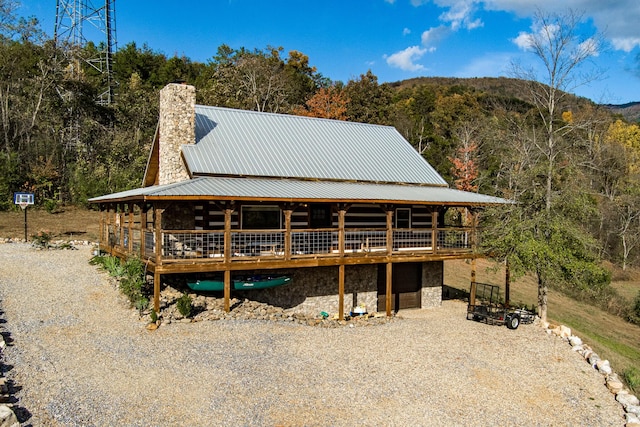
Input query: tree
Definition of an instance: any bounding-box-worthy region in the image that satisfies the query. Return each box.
[486,9,607,321]
[344,70,393,125]
[292,86,349,120]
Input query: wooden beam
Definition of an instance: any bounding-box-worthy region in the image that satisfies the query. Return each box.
[386,208,393,255]
[469,257,477,307]
[338,208,346,257]
[386,262,392,317]
[223,207,232,313]
[338,264,345,320]
[284,208,292,261]
[432,208,438,254]
[224,269,231,313]
[153,205,164,313]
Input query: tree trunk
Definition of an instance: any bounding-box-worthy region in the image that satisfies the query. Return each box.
[537,273,548,322]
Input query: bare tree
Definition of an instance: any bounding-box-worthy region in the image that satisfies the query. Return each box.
[507,9,606,322]
[511,9,604,214]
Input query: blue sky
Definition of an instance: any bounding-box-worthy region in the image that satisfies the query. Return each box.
[18,0,640,104]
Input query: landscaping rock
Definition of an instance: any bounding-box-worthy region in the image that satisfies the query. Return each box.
[596,359,612,375]
[569,335,583,347]
[0,405,19,427]
[617,392,640,409]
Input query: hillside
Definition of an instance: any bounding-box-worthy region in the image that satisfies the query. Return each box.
[604,101,640,123]
[391,76,640,122]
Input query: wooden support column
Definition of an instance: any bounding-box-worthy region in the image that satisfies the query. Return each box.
[432,208,438,253]
[469,210,478,307]
[127,204,134,253]
[386,208,393,255]
[386,262,393,317]
[284,208,292,260]
[118,204,125,249]
[153,205,164,313]
[223,207,232,313]
[469,258,477,307]
[338,207,346,320]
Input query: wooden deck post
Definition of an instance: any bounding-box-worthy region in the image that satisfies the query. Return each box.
[386,262,392,317]
[127,204,134,253]
[223,207,232,313]
[153,205,164,313]
[432,208,438,254]
[284,208,292,261]
[118,204,125,249]
[338,207,346,320]
[386,208,393,255]
[469,257,477,307]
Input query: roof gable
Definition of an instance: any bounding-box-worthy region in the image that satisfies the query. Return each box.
[182,106,448,187]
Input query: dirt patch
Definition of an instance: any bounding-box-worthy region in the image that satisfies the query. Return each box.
[0,206,100,241]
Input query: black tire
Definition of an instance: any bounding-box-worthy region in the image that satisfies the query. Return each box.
[506,313,520,330]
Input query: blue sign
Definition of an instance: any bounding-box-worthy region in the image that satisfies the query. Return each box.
[13,192,34,205]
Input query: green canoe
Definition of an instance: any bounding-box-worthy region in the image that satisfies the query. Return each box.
[187,275,291,292]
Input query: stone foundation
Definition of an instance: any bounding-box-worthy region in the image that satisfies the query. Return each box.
[234,265,378,317]
[225,261,443,316]
[421,261,443,308]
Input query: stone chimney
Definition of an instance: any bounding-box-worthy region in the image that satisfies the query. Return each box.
[158,83,196,185]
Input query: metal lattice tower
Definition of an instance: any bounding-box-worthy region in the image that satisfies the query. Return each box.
[54,0,117,104]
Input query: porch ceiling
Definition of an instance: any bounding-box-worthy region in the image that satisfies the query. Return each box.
[88,176,510,206]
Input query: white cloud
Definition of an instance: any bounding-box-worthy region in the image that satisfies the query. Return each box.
[578,37,599,57]
[611,37,640,53]
[480,0,640,53]
[403,27,411,36]
[421,25,451,48]
[512,31,533,50]
[385,45,428,71]
[438,1,484,31]
[512,23,559,51]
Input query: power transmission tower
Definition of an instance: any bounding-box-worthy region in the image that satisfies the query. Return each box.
[54,0,117,104]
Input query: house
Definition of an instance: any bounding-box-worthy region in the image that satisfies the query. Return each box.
[89,83,508,319]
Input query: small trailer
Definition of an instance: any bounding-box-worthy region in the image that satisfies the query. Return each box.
[466,282,535,329]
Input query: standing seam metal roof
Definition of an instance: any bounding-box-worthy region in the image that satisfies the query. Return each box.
[185,106,448,186]
[89,177,509,205]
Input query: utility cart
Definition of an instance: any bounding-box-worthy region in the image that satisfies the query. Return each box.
[466,282,535,329]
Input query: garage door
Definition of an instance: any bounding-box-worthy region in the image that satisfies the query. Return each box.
[377,263,422,311]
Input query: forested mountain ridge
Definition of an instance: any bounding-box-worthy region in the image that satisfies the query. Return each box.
[604,101,640,123]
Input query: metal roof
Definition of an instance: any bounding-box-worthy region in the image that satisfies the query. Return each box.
[89,177,509,206]
[183,106,448,186]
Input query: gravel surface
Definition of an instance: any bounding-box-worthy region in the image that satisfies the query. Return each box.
[0,243,626,426]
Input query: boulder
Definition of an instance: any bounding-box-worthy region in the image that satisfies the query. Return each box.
[587,352,601,366]
[617,392,640,409]
[595,359,612,375]
[569,335,583,347]
[625,412,640,427]
[606,377,624,394]
[0,405,19,427]
[627,405,640,417]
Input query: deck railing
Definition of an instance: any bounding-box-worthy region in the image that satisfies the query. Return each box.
[103,226,475,262]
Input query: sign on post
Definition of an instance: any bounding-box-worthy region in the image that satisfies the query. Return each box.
[13,192,34,241]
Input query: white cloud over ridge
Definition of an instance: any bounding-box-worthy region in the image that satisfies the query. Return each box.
[385,46,429,71]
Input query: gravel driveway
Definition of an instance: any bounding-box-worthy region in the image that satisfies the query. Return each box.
[0,243,625,426]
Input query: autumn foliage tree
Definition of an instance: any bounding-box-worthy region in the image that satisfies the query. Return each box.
[292,86,349,120]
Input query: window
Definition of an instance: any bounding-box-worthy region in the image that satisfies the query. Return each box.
[395,208,411,228]
[241,205,281,229]
[309,204,332,228]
